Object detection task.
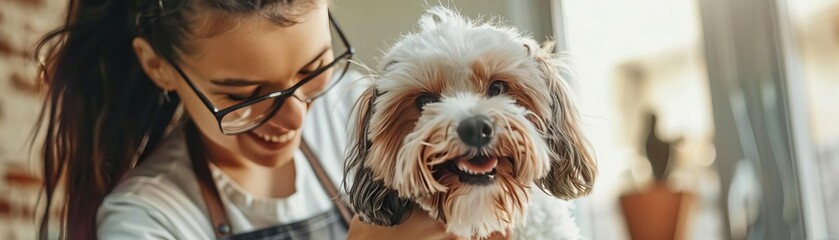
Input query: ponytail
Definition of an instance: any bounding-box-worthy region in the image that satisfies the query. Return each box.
[34,0,184,239]
[33,0,319,238]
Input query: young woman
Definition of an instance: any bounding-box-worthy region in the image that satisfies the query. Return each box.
[34,0,463,239]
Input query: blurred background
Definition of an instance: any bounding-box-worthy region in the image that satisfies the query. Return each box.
[1,0,837,239]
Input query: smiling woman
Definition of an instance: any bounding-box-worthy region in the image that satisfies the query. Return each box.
[27,0,464,239]
[32,0,352,238]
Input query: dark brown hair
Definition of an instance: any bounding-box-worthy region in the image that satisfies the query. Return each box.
[33,0,315,239]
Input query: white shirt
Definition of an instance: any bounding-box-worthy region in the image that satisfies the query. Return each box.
[97,73,364,239]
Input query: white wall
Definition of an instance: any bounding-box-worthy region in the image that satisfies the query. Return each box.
[331,0,553,68]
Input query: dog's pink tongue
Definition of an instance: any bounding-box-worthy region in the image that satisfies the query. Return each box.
[457,156,498,174]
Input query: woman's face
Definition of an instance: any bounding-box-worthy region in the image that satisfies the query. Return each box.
[173,4,333,167]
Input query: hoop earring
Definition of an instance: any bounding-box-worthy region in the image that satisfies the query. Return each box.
[159,90,172,105]
[37,57,47,82]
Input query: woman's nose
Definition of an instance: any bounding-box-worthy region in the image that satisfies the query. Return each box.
[264,96,307,131]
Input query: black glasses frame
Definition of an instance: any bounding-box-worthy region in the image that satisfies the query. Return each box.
[168,12,355,135]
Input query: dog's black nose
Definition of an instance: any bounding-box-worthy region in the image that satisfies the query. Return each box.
[457,116,494,147]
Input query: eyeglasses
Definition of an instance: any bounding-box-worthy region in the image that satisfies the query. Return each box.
[168,12,355,135]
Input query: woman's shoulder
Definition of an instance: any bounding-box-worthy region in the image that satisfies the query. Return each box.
[97,181,213,239]
[106,129,203,204]
[97,170,212,239]
[97,131,213,239]
[102,156,201,210]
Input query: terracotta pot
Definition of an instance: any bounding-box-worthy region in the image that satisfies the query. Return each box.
[619,182,695,240]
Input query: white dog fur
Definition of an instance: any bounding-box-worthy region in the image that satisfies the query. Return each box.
[344,6,596,239]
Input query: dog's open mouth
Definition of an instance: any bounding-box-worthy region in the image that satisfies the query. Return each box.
[443,155,499,185]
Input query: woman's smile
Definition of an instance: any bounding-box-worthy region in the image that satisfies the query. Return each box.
[253,130,298,144]
[246,129,299,152]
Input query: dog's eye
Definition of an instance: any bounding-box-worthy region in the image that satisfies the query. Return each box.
[415,94,438,110]
[487,81,507,96]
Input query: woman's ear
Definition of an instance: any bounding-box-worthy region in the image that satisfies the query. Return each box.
[132,37,177,91]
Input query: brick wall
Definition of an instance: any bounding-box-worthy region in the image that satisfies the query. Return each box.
[0,0,65,239]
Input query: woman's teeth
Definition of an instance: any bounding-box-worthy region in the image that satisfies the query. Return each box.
[254,130,297,143]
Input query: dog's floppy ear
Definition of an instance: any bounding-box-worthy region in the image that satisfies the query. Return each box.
[530,40,598,199]
[344,86,412,226]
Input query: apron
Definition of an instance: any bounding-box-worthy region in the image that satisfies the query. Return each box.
[185,122,355,240]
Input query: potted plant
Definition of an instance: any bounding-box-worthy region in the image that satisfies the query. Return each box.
[619,113,695,240]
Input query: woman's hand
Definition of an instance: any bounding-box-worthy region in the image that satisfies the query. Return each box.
[347,207,459,240]
[484,228,512,240]
[346,207,512,240]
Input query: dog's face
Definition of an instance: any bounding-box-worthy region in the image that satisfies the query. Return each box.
[345,7,596,238]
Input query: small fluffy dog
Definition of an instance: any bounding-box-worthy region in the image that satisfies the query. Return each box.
[345,7,596,239]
